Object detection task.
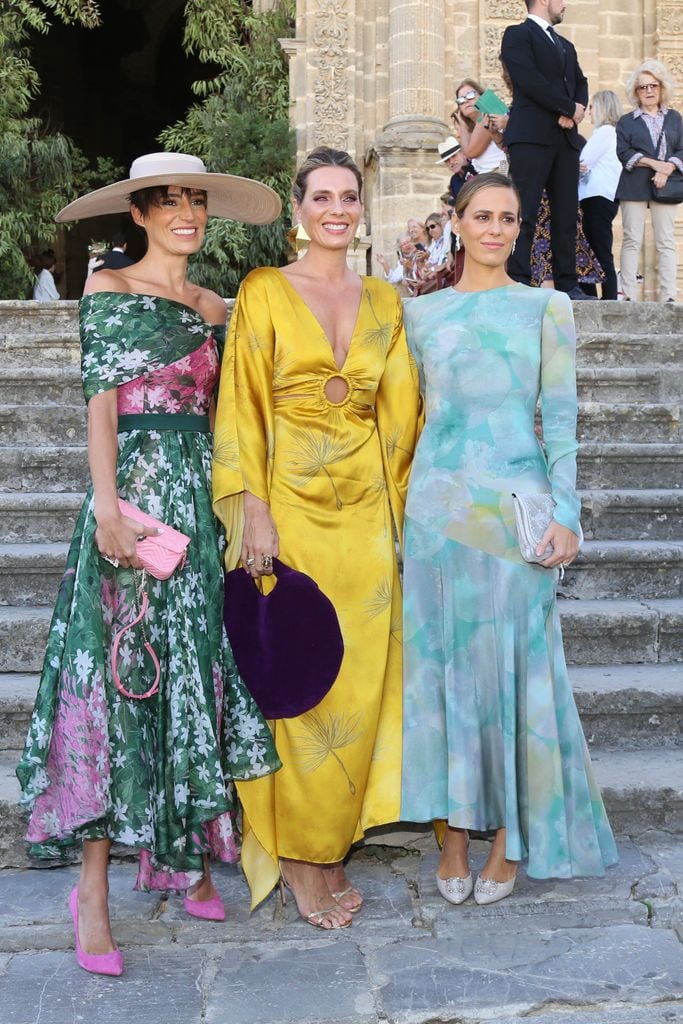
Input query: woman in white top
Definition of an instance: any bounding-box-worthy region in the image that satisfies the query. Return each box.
[579,90,623,299]
[424,212,450,270]
[451,79,506,175]
[32,251,61,301]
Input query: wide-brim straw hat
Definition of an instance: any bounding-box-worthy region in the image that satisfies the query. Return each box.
[55,152,282,225]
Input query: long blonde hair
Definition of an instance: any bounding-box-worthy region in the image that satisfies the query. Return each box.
[590,90,622,128]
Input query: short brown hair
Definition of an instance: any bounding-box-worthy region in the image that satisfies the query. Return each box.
[129,185,207,216]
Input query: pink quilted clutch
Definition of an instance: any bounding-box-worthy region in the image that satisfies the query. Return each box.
[118,499,190,580]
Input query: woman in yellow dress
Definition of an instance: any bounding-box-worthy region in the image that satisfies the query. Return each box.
[213,147,420,929]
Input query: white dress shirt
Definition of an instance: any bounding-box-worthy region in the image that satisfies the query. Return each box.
[32,269,60,301]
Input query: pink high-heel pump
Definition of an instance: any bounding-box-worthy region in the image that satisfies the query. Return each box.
[183,892,226,921]
[69,887,123,976]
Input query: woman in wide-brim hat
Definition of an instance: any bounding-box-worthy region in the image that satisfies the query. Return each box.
[16,153,283,977]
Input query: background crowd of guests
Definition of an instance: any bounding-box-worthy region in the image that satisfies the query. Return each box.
[379,0,682,304]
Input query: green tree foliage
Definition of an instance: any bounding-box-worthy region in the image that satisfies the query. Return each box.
[0,0,107,298]
[159,0,295,296]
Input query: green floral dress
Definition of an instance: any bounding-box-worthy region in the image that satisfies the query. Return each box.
[16,293,280,889]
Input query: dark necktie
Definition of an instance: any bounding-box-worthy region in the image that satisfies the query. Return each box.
[546,25,558,45]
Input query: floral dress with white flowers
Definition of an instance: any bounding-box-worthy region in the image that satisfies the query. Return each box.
[16,292,280,889]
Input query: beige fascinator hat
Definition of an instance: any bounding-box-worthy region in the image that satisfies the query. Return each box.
[56,152,282,225]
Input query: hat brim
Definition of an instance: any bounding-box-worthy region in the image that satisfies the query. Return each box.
[436,148,462,164]
[55,172,282,225]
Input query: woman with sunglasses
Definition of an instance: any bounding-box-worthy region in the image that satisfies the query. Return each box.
[615,59,683,302]
[452,79,507,174]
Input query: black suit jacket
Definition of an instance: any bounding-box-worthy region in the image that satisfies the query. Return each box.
[93,249,134,272]
[615,108,683,201]
[501,19,588,151]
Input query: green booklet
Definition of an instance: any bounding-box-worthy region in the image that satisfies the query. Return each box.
[474,89,509,118]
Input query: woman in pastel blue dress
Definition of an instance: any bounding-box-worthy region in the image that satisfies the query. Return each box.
[401,173,617,907]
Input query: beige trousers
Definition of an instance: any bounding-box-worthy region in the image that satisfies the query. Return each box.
[620,200,678,301]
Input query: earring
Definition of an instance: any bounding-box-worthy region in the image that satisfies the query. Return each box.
[294,223,311,253]
[352,232,361,253]
[454,234,461,252]
[511,239,517,255]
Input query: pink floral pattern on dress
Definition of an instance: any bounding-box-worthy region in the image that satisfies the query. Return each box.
[17,293,279,889]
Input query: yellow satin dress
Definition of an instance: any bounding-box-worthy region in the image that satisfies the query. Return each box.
[213,267,420,907]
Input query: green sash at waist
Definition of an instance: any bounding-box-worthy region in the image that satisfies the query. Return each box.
[117,413,210,433]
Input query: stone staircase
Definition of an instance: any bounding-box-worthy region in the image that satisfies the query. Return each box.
[0,298,681,867]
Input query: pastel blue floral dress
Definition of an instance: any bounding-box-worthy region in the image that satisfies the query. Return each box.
[400,284,618,878]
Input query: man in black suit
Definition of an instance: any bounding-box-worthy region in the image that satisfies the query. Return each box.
[501,0,589,298]
[93,232,134,272]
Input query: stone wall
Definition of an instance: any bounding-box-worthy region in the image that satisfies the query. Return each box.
[285,0,683,297]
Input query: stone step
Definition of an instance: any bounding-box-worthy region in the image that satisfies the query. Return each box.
[0,607,53,673]
[573,298,683,334]
[1,597,680,679]
[569,663,683,748]
[0,366,82,405]
[576,402,680,442]
[1,663,680,755]
[0,675,39,751]
[588,744,683,836]
[576,367,662,403]
[559,540,683,601]
[0,446,89,493]
[577,442,683,489]
[559,598,683,666]
[0,492,84,543]
[0,544,69,606]
[576,331,683,363]
[1,743,680,868]
[0,405,86,446]
[580,489,683,541]
[0,300,80,366]
[8,537,678,609]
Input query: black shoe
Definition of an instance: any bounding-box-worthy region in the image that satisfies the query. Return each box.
[565,287,592,301]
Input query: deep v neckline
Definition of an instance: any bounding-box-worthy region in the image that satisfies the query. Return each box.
[275,269,366,372]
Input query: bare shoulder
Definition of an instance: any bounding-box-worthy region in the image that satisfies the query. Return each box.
[83,268,130,296]
[195,287,228,326]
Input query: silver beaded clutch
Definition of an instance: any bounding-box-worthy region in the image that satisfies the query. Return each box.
[511,492,557,564]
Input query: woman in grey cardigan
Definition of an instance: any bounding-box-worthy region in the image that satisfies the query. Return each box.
[615,59,683,302]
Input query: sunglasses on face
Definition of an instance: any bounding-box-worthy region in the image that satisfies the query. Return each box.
[637,82,660,92]
[456,90,478,104]
[426,223,440,231]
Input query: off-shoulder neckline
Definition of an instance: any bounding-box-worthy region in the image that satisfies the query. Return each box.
[81,290,226,330]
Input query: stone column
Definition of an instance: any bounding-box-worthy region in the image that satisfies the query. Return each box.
[382,0,447,143]
[369,0,448,277]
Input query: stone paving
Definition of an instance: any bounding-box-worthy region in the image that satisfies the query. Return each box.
[0,830,681,1024]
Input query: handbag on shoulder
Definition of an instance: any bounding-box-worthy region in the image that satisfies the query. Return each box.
[650,125,683,204]
[651,169,683,204]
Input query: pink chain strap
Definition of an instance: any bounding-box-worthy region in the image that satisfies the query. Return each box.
[111,573,160,700]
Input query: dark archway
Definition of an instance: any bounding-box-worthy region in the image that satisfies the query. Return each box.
[30,1,211,295]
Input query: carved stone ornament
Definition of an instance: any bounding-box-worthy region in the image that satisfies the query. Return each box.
[659,6,683,35]
[313,0,349,150]
[486,0,526,21]
[482,25,506,75]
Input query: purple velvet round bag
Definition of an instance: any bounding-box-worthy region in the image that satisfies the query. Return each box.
[223,558,344,719]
